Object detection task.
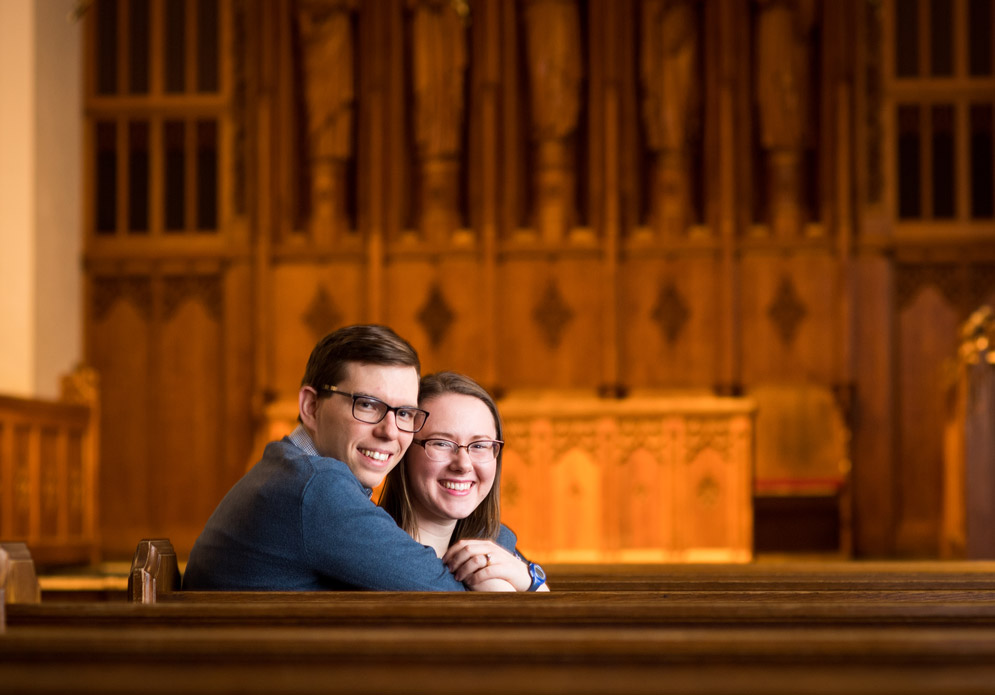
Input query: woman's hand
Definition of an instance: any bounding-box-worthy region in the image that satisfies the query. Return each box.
[443,539,533,592]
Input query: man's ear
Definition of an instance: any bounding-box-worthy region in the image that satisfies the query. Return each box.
[299,386,319,430]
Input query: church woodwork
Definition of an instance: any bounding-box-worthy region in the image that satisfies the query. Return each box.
[943,306,995,559]
[0,371,100,567]
[77,0,995,561]
[497,393,755,563]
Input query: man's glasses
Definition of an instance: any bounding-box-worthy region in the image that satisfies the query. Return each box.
[412,438,503,463]
[321,386,429,433]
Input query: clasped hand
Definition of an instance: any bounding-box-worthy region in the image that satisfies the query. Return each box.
[442,540,530,592]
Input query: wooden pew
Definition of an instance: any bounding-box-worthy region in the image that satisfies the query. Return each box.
[127,538,181,603]
[4,621,995,694]
[0,542,41,604]
[545,561,995,591]
[11,590,995,629]
[11,542,995,694]
[127,538,995,604]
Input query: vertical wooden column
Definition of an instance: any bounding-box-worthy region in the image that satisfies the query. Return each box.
[715,0,742,395]
[833,1,856,388]
[600,0,621,395]
[479,0,501,390]
[252,0,275,423]
[364,2,386,322]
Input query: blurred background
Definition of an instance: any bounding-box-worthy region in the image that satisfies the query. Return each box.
[1,0,993,565]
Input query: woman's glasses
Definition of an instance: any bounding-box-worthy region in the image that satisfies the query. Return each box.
[412,438,503,463]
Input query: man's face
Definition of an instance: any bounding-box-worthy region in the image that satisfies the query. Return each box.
[301,362,420,489]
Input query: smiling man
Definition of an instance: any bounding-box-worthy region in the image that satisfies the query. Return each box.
[183,324,468,590]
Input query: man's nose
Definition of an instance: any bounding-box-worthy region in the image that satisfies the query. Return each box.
[372,411,401,437]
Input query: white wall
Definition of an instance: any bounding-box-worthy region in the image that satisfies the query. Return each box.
[34,0,83,398]
[0,0,35,396]
[0,0,82,399]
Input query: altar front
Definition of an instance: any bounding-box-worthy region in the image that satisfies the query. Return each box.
[498,393,756,563]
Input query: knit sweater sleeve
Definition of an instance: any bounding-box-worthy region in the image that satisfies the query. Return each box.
[300,461,466,591]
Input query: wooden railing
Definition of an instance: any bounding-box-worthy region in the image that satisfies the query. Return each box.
[0,367,99,566]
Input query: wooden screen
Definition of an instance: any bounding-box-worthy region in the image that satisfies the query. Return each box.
[79,0,995,560]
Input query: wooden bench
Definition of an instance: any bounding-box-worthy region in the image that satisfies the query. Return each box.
[125,538,995,602]
[10,590,995,630]
[128,538,181,603]
[0,542,41,604]
[4,621,995,694]
[11,542,995,693]
[545,561,995,591]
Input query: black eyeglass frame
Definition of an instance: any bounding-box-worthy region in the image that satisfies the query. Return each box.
[411,438,505,463]
[320,385,430,433]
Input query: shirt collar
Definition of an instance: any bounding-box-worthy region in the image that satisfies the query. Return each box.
[287,424,374,498]
[288,424,320,457]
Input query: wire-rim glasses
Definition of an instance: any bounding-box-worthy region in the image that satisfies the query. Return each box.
[321,385,429,433]
[412,438,503,463]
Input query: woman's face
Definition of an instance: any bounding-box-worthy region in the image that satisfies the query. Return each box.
[406,392,498,526]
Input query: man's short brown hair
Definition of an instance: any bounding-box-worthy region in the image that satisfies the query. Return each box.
[301,324,421,392]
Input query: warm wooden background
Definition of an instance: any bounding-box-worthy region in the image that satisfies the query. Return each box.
[79,0,995,560]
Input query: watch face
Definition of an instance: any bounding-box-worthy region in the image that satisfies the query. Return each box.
[534,564,546,580]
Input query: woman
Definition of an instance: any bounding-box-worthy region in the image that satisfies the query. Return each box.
[379,371,548,592]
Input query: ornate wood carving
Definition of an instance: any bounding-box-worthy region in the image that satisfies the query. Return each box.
[296,0,357,238]
[896,264,963,313]
[162,276,223,323]
[408,0,469,239]
[754,0,817,237]
[500,394,755,562]
[685,416,732,463]
[618,417,666,468]
[640,0,700,237]
[523,0,582,242]
[232,0,248,216]
[896,263,995,316]
[416,282,455,348]
[302,285,343,341]
[532,279,575,349]
[767,274,807,346]
[652,280,690,345]
[92,277,153,323]
[864,0,883,205]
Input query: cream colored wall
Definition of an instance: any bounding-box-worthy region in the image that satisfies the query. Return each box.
[0,0,81,399]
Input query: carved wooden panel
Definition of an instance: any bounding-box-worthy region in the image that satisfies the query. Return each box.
[78,0,995,561]
[0,379,98,566]
[499,394,755,563]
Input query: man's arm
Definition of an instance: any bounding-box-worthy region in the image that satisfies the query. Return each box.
[301,466,466,590]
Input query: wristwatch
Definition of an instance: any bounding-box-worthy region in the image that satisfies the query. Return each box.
[526,561,546,591]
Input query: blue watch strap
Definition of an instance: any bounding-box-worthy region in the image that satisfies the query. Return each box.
[527,561,546,591]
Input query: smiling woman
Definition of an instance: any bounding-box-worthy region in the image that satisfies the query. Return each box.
[379,372,549,592]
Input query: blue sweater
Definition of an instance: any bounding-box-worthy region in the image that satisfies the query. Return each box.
[183,437,517,590]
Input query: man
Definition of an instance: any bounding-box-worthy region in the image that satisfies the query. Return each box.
[183,324,467,590]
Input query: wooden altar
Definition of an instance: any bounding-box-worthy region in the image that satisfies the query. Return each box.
[498,393,755,563]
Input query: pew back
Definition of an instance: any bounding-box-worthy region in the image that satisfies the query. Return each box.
[0,542,41,604]
[128,538,181,603]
